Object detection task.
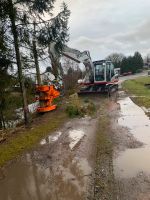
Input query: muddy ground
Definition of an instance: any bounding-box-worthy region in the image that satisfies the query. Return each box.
[1,89,150,200]
[0,95,108,200]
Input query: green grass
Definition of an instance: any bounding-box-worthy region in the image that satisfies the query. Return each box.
[0,112,67,167]
[96,109,112,160]
[94,106,116,199]
[122,77,150,108]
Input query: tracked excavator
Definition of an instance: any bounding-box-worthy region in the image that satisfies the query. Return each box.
[36,46,119,113]
[63,47,119,95]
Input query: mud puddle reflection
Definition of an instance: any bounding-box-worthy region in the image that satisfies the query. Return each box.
[0,155,90,200]
[40,131,62,145]
[69,130,85,150]
[0,116,97,200]
[114,97,150,178]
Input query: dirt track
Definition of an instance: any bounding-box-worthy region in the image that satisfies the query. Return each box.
[0,96,103,200]
[1,88,150,200]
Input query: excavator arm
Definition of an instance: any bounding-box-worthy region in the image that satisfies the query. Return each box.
[62,47,94,83]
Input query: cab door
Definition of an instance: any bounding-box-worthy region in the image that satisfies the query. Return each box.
[94,64,105,82]
[106,63,111,82]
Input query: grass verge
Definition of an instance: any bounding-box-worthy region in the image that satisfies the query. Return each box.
[122,76,150,108]
[0,112,67,167]
[94,105,116,200]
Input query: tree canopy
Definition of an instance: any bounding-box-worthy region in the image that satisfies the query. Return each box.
[106,52,144,74]
[0,0,70,127]
[120,52,143,74]
[106,53,125,68]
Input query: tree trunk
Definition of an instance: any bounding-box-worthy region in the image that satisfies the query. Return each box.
[8,0,30,126]
[0,91,6,129]
[48,46,59,79]
[51,59,59,79]
[32,40,41,85]
[33,22,41,86]
[0,119,2,130]
[0,109,5,129]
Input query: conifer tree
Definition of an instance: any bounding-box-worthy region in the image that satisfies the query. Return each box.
[0,20,13,129]
[0,0,70,126]
[38,2,70,79]
[133,52,144,71]
[0,0,32,125]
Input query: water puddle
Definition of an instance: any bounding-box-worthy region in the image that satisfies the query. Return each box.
[40,131,62,145]
[0,155,52,200]
[0,154,90,200]
[114,97,150,178]
[0,116,96,200]
[115,147,150,178]
[69,130,85,150]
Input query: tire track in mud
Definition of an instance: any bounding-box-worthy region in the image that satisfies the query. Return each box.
[92,99,117,200]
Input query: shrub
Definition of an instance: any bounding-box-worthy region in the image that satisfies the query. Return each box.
[66,105,80,117]
[87,102,96,115]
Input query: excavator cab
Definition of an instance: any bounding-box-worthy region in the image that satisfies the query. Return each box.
[78,60,118,94]
[93,60,116,83]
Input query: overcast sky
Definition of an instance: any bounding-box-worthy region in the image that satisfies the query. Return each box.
[55,0,150,60]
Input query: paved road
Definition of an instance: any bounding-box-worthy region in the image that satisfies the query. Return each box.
[119,71,148,84]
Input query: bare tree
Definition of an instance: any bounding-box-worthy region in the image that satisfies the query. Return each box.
[106,53,125,68]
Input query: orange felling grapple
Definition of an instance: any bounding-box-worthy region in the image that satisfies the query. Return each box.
[36,85,60,113]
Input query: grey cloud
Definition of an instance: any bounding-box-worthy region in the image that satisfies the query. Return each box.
[116,20,150,42]
[55,0,150,59]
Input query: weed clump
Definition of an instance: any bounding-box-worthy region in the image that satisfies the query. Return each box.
[66,93,96,117]
[84,97,89,103]
[66,105,81,117]
[87,101,96,115]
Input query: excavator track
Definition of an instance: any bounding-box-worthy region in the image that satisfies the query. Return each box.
[78,83,118,96]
